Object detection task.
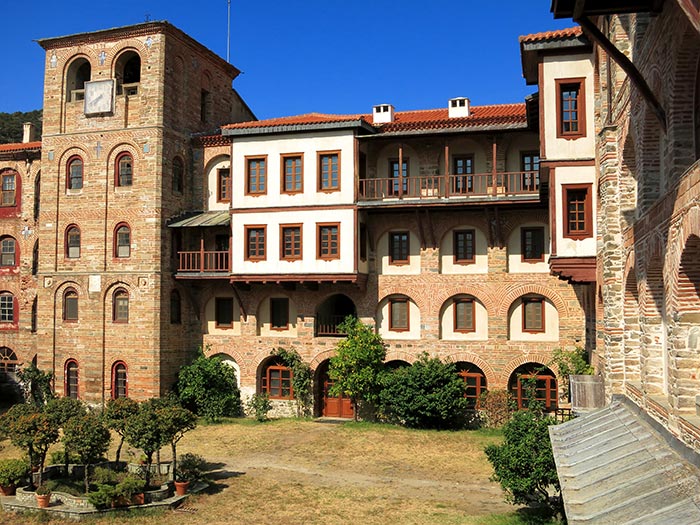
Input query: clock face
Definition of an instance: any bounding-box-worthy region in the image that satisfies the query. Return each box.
[84,79,115,116]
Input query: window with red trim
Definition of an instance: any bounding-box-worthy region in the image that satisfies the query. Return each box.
[67,156,83,190]
[281,154,303,194]
[510,365,558,411]
[217,168,231,202]
[556,78,586,139]
[260,359,294,400]
[457,363,487,409]
[389,232,409,265]
[454,230,475,264]
[66,226,81,259]
[317,223,339,260]
[114,224,131,258]
[318,152,340,191]
[270,297,289,330]
[453,298,475,333]
[389,298,409,331]
[111,361,128,399]
[0,237,17,267]
[521,227,545,262]
[113,289,129,323]
[65,359,79,399]
[563,184,593,239]
[1,171,16,206]
[522,297,545,333]
[245,226,266,261]
[116,153,133,187]
[0,292,15,324]
[246,157,267,195]
[280,225,302,261]
[63,288,78,322]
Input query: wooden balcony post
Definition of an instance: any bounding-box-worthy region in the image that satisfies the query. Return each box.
[444,143,450,198]
[398,144,404,198]
[200,236,205,273]
[492,139,497,193]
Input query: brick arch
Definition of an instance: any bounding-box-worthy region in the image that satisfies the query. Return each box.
[102,280,133,301]
[255,292,296,318]
[501,215,548,248]
[444,352,497,387]
[435,289,495,318]
[372,225,419,252]
[502,354,557,384]
[377,291,424,314]
[669,206,700,316]
[623,253,642,383]
[105,142,141,165]
[384,350,417,364]
[53,280,85,299]
[312,292,358,314]
[203,345,247,378]
[58,146,92,167]
[107,42,150,73]
[497,284,568,318]
[309,349,338,371]
[437,222,489,250]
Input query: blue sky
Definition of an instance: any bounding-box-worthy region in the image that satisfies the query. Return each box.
[0,1,574,119]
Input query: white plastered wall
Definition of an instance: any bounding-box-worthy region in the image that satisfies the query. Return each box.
[206,154,231,210]
[377,297,421,340]
[554,165,597,257]
[257,295,298,337]
[508,297,559,342]
[507,222,550,273]
[377,230,421,275]
[440,297,488,341]
[440,226,488,274]
[203,294,241,335]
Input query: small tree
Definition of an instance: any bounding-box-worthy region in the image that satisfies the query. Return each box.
[45,397,86,475]
[328,317,387,421]
[63,413,111,494]
[484,409,562,517]
[478,389,513,428]
[16,364,54,407]
[378,354,469,429]
[272,347,312,417]
[550,346,594,400]
[103,397,139,464]
[123,400,167,487]
[177,349,242,422]
[157,404,197,481]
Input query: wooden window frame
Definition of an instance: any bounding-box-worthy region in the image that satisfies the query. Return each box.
[453,229,475,264]
[281,153,304,194]
[563,184,593,240]
[0,236,17,267]
[65,225,81,259]
[63,288,79,322]
[388,231,410,265]
[280,224,302,261]
[65,359,79,399]
[114,223,131,259]
[67,155,83,190]
[217,167,231,203]
[389,298,410,332]
[245,155,267,196]
[318,151,341,192]
[457,367,487,409]
[521,227,545,263]
[112,289,129,324]
[0,292,16,325]
[452,155,474,193]
[555,78,586,139]
[262,364,294,400]
[111,361,128,399]
[115,152,133,187]
[215,297,234,328]
[453,298,475,333]
[515,374,558,411]
[0,171,16,207]
[245,225,267,261]
[522,297,545,333]
[317,223,340,260]
[388,158,409,195]
[270,297,290,331]
[520,152,540,191]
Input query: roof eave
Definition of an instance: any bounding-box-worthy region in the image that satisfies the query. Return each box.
[359,122,530,139]
[222,119,376,137]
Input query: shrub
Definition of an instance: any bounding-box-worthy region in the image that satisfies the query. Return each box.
[63,413,112,494]
[16,364,54,407]
[248,393,272,422]
[478,389,514,428]
[177,349,242,422]
[88,484,116,509]
[175,453,206,482]
[378,354,469,430]
[115,474,146,499]
[103,397,139,464]
[49,449,81,466]
[0,458,29,486]
[272,348,312,417]
[550,346,594,400]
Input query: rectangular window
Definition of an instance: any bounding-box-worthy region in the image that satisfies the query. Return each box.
[114,295,129,323]
[281,154,303,194]
[280,225,302,261]
[0,238,15,267]
[452,155,474,193]
[521,152,540,191]
[0,295,13,322]
[318,152,340,191]
[454,229,475,264]
[317,223,340,260]
[1,174,15,206]
[246,156,267,195]
[389,159,409,195]
[245,226,266,261]
[563,184,593,239]
[454,299,475,332]
[64,295,78,321]
[270,298,289,330]
[521,227,545,262]
[556,78,586,138]
[389,232,409,264]
[217,168,231,202]
[215,297,234,328]
[359,223,367,262]
[264,366,293,399]
[389,298,409,331]
[522,298,545,332]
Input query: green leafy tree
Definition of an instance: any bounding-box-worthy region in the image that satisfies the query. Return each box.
[0,110,42,144]
[177,349,241,422]
[123,400,168,487]
[550,346,595,400]
[272,347,312,417]
[103,397,139,464]
[156,404,197,480]
[378,354,469,429]
[16,364,54,407]
[63,413,111,493]
[484,409,562,517]
[328,317,387,420]
[45,397,86,475]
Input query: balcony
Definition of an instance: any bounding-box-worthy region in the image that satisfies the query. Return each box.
[358,171,540,204]
[176,250,230,275]
[315,315,349,337]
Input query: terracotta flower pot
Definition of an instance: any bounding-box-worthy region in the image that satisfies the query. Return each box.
[133,492,145,505]
[36,493,51,508]
[174,480,190,496]
[0,484,16,496]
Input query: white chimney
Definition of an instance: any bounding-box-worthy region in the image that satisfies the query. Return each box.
[448,97,470,118]
[22,122,37,143]
[372,104,395,124]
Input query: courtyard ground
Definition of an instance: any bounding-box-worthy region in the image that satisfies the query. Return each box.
[0,418,544,525]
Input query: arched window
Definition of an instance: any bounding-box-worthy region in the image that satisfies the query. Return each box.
[115,51,141,95]
[0,347,19,375]
[34,172,40,220]
[114,224,131,258]
[509,364,558,411]
[67,156,83,190]
[65,57,91,102]
[456,362,487,409]
[170,290,181,324]
[260,357,293,400]
[31,296,37,333]
[172,156,184,194]
[0,170,17,206]
[113,288,129,323]
[65,359,79,399]
[111,361,128,399]
[116,153,133,187]
[63,288,78,321]
[32,241,38,275]
[66,225,81,258]
[0,236,17,267]
[0,292,15,323]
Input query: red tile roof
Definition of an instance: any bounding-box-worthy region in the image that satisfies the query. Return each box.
[519,26,582,44]
[0,141,41,152]
[223,113,367,130]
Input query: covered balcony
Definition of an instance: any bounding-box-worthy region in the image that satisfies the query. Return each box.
[169,211,231,278]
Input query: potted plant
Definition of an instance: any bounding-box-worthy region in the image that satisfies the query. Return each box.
[173,453,205,496]
[35,482,52,508]
[115,473,146,506]
[0,458,29,496]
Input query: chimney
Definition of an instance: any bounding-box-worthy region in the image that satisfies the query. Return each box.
[448,97,470,118]
[372,104,394,124]
[22,122,37,143]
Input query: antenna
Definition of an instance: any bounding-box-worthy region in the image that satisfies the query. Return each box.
[226,0,231,63]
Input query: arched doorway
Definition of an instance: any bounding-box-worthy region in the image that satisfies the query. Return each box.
[508,363,558,411]
[455,362,487,409]
[385,359,410,369]
[315,359,354,418]
[315,294,356,336]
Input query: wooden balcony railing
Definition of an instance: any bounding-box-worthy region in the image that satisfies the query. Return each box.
[315,315,350,337]
[177,250,230,273]
[358,171,539,201]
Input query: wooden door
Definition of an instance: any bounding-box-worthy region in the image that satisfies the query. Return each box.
[322,379,354,418]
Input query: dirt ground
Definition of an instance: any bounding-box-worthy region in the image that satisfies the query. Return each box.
[0,418,519,525]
